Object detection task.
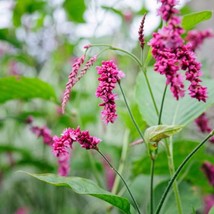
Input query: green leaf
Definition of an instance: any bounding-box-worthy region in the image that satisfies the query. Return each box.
[144,125,183,143]
[182,11,213,30]
[132,140,214,192]
[209,207,214,214]
[135,69,214,126]
[0,28,22,48]
[23,172,131,214]
[63,0,86,23]
[0,76,57,104]
[154,181,202,214]
[0,145,54,172]
[13,0,46,26]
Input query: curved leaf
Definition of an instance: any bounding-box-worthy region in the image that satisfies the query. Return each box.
[0,76,57,104]
[182,10,213,30]
[135,69,214,126]
[63,0,86,23]
[23,172,131,214]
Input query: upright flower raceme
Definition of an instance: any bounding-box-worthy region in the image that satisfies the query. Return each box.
[52,127,101,176]
[149,0,207,102]
[96,61,125,124]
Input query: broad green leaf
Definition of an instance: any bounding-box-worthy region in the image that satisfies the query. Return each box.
[0,76,57,104]
[0,28,22,48]
[63,0,86,23]
[0,53,37,67]
[209,207,214,214]
[135,69,214,126]
[132,140,213,192]
[0,145,54,172]
[154,181,202,214]
[182,11,213,30]
[23,173,131,214]
[144,125,183,143]
[13,0,46,26]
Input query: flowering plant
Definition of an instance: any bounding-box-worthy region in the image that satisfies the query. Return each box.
[1,0,214,214]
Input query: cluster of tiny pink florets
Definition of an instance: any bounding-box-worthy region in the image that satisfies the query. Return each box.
[195,113,214,143]
[149,0,208,102]
[186,29,214,51]
[96,60,125,124]
[52,127,101,176]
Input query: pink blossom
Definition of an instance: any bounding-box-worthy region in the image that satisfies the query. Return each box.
[61,55,85,113]
[52,128,80,157]
[76,55,97,82]
[52,127,101,176]
[186,29,214,51]
[195,113,212,133]
[103,155,115,191]
[15,207,28,214]
[201,161,214,186]
[204,195,214,214]
[123,10,133,23]
[158,0,179,21]
[96,60,125,124]
[58,153,71,176]
[31,125,53,146]
[77,130,101,150]
[149,1,207,102]
[138,14,146,49]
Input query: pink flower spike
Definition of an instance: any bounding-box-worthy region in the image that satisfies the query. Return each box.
[186,29,214,51]
[31,125,53,146]
[195,113,212,133]
[58,153,71,176]
[76,55,97,82]
[61,55,85,113]
[96,60,125,124]
[202,161,214,186]
[77,130,101,150]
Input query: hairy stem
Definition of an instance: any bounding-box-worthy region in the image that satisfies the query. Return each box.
[96,149,141,214]
[155,132,214,214]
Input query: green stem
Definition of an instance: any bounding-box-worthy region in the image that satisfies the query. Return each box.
[158,84,168,125]
[155,131,214,214]
[111,130,129,194]
[118,82,145,142]
[143,72,159,117]
[150,158,155,214]
[165,139,183,214]
[90,44,142,67]
[96,149,141,214]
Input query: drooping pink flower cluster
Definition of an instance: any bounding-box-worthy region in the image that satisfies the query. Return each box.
[195,113,214,143]
[15,207,29,214]
[96,61,125,124]
[149,0,207,102]
[202,161,214,186]
[186,29,214,51]
[61,55,85,113]
[31,126,53,146]
[26,116,53,146]
[61,55,97,113]
[52,127,101,176]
